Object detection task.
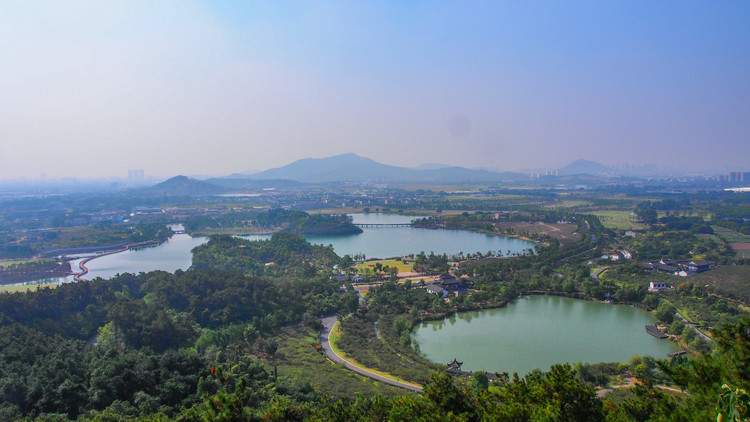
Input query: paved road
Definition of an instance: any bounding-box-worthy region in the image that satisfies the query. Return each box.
[320,316,423,392]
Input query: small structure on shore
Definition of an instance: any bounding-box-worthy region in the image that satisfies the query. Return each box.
[447,358,464,375]
[645,324,668,339]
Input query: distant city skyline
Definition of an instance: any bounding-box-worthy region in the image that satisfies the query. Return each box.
[1,1,748,179]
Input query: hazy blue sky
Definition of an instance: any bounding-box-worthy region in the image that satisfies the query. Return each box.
[1,0,748,179]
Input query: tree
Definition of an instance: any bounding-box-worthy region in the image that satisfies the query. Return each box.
[655,301,677,324]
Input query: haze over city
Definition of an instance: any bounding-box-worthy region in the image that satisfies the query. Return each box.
[1,1,749,179]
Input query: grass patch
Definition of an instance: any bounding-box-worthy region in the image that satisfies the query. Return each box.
[589,211,646,231]
[546,200,593,209]
[692,266,750,304]
[355,259,415,274]
[0,282,60,293]
[272,327,405,397]
[712,226,750,243]
[0,258,43,268]
[328,321,423,390]
[337,315,437,385]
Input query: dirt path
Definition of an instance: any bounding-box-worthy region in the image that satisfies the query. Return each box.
[320,316,423,392]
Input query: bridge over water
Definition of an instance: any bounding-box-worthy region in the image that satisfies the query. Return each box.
[354,223,414,228]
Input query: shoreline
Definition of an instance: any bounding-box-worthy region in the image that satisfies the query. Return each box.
[408,292,682,372]
[411,223,542,247]
[72,239,162,281]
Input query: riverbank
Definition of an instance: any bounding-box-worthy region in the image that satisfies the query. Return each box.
[0,259,72,284]
[411,221,542,249]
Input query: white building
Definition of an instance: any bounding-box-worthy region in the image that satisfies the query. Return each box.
[648,281,672,292]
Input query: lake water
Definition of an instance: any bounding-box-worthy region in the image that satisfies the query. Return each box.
[78,213,534,279]
[412,295,677,375]
[83,234,208,279]
[308,213,534,259]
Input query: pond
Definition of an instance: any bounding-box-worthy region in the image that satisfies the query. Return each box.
[79,214,534,279]
[412,295,677,375]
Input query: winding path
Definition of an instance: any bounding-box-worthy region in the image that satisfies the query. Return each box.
[320,316,423,392]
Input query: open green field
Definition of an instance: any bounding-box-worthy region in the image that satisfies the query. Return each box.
[588,210,646,230]
[0,258,41,268]
[657,211,713,220]
[693,266,750,304]
[546,200,593,209]
[356,258,415,274]
[272,327,404,397]
[712,226,750,258]
[712,225,750,243]
[0,282,60,294]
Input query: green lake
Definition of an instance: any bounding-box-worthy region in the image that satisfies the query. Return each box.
[78,214,534,279]
[412,295,677,375]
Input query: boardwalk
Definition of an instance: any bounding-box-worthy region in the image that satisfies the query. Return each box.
[320,316,423,392]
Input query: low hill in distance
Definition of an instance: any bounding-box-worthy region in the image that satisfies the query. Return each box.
[248,153,525,183]
[139,175,226,196]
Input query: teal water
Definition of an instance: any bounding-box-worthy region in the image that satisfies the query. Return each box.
[307,228,532,259]
[84,234,208,279]
[412,295,677,375]
[309,213,534,259]
[81,214,534,279]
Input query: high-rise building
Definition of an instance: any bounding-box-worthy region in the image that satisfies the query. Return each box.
[744,172,750,183]
[730,172,743,183]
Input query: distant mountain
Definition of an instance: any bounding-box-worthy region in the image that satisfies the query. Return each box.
[413,163,453,170]
[142,176,225,196]
[248,153,524,183]
[558,160,612,176]
[207,177,304,191]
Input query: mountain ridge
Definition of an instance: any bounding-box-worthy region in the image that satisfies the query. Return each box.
[247,153,524,183]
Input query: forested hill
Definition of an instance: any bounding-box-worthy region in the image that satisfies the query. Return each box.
[184,208,363,236]
[0,226,748,419]
[191,233,342,276]
[0,234,358,419]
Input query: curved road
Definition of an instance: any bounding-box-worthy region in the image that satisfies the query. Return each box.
[320,316,423,392]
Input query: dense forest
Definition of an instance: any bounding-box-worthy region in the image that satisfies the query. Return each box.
[0,235,359,420]
[0,207,748,420]
[191,233,342,277]
[185,209,362,236]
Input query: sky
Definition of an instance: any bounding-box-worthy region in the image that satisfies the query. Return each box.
[0,0,748,179]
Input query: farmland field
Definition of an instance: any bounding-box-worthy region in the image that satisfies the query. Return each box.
[712,225,750,243]
[712,226,750,258]
[588,210,646,230]
[692,266,750,303]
